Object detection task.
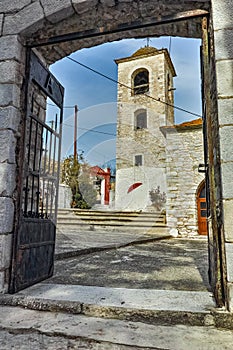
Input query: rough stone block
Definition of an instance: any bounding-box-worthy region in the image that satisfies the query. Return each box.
[218,99,233,126]
[0,163,16,197]
[212,0,233,30]
[216,60,233,98]
[0,271,4,292]
[225,243,233,283]
[99,0,116,6]
[214,29,233,61]
[0,198,14,234]
[223,200,233,242]
[0,106,20,132]
[72,0,98,14]
[41,0,74,24]
[3,2,44,35]
[0,130,16,164]
[0,61,21,84]
[0,35,23,61]
[0,234,12,269]
[0,0,31,12]
[220,162,233,199]
[219,127,233,163]
[227,283,233,311]
[0,14,3,36]
[0,84,21,108]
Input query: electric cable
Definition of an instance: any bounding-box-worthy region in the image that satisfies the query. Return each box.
[63,123,116,136]
[66,55,202,118]
[46,54,202,118]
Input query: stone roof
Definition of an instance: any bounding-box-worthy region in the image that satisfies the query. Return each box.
[160,118,203,135]
[115,46,176,77]
[131,46,159,57]
[175,118,203,129]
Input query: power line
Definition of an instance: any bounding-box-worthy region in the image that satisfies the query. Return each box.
[66,55,202,118]
[63,122,116,136]
[47,102,75,108]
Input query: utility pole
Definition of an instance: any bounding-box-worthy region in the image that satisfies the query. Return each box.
[74,104,78,162]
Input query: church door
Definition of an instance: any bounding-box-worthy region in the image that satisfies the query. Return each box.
[197,182,207,235]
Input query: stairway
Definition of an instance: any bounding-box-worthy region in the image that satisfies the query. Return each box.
[1,284,231,350]
[57,208,167,232]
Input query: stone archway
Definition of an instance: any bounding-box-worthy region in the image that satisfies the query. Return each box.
[0,0,232,310]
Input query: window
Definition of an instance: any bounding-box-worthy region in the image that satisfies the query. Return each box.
[167,73,171,90]
[132,69,149,95]
[135,155,143,166]
[135,110,147,129]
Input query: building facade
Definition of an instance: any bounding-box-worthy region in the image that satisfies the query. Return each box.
[115,47,175,211]
[115,47,205,235]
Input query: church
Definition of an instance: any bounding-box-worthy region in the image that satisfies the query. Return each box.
[114,46,206,236]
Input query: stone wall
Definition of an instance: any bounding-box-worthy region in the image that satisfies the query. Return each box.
[162,124,205,235]
[58,184,72,209]
[115,49,174,210]
[0,33,25,292]
[11,1,208,64]
[211,0,233,310]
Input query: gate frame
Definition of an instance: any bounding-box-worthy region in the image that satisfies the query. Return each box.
[5,8,228,308]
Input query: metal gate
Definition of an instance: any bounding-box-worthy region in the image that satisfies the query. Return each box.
[9,50,64,293]
[201,17,227,307]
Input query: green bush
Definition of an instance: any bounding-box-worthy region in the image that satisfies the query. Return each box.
[149,186,166,211]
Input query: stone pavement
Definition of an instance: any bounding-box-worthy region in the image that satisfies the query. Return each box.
[1,227,233,349]
[55,226,171,259]
[53,237,210,291]
[1,305,233,350]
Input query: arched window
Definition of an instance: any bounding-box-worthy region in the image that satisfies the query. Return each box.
[132,69,149,95]
[135,109,147,129]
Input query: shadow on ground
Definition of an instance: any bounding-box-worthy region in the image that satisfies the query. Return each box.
[46,238,210,292]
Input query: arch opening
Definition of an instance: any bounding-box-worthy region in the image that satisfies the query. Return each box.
[4,0,226,308]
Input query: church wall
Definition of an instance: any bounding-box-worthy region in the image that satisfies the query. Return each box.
[165,126,205,235]
[115,166,166,211]
[164,59,175,125]
[115,51,173,211]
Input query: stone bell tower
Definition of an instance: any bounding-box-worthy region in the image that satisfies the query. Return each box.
[114,46,176,211]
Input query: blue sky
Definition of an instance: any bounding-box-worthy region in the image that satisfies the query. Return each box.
[47,37,202,167]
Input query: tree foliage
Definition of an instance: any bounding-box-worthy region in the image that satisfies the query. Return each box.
[61,155,97,209]
[149,186,166,211]
[61,155,80,198]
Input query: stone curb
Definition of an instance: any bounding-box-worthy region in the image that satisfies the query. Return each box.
[1,295,233,330]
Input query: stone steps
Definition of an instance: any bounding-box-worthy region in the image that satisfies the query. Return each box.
[1,284,232,349]
[57,208,166,230]
[0,284,217,328]
[0,303,232,350]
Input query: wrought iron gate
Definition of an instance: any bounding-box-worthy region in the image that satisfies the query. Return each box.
[9,50,64,293]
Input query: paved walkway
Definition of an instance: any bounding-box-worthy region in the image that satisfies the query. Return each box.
[53,235,210,291]
[1,227,233,349]
[0,305,233,350]
[55,226,171,258]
